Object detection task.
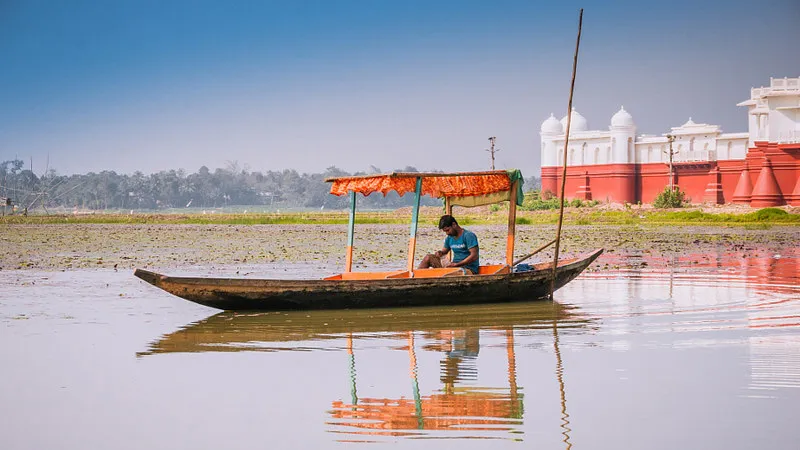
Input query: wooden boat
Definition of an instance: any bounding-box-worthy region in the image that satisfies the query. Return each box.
[134,170,603,311]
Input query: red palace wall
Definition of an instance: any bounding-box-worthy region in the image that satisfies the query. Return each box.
[541,142,800,206]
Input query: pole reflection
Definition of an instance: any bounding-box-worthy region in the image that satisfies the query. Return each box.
[327,328,524,440]
[139,302,596,442]
[553,305,572,450]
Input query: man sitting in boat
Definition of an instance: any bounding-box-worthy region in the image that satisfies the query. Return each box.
[418,215,479,274]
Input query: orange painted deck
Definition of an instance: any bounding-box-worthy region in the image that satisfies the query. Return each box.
[324,264,511,280]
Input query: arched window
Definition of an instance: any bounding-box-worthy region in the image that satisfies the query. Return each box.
[627,138,634,162]
[569,149,575,165]
[606,146,612,163]
[726,142,732,159]
[594,147,600,164]
[581,143,587,165]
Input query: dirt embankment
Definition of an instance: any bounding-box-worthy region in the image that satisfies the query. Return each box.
[1,223,797,272]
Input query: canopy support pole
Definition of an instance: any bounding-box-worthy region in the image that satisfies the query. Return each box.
[445,197,452,216]
[345,191,356,272]
[505,180,518,266]
[407,177,423,272]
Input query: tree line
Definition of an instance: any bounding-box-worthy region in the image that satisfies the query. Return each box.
[0,159,540,212]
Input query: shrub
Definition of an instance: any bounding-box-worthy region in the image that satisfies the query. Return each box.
[752,207,788,221]
[520,191,560,211]
[653,186,687,208]
[569,198,583,208]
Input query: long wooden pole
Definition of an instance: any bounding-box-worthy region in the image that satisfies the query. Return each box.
[550,9,584,298]
[513,238,557,266]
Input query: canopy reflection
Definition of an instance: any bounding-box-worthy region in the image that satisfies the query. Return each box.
[139,301,596,443]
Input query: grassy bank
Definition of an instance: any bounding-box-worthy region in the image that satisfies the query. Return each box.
[2,206,799,226]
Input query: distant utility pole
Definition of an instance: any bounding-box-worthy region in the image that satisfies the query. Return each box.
[663,134,678,190]
[486,136,500,170]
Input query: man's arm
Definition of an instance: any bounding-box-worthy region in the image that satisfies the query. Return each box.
[434,247,450,258]
[446,247,478,268]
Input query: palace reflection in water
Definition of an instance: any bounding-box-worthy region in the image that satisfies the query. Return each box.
[572,251,800,396]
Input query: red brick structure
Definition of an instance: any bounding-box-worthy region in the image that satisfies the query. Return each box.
[541,78,800,206]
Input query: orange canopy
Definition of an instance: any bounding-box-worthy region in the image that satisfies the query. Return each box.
[327,170,522,203]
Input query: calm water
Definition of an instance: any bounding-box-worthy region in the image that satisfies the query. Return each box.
[1,253,798,449]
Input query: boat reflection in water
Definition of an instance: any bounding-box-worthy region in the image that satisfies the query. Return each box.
[327,329,525,441]
[139,301,596,442]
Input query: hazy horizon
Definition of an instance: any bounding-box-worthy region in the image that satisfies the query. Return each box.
[2,0,799,177]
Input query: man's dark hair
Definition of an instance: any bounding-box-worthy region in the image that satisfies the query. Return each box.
[438,215,457,229]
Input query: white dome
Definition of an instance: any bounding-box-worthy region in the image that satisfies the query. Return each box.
[611,106,635,128]
[559,109,588,132]
[540,113,563,134]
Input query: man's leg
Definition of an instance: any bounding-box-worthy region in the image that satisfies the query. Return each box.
[418,254,443,269]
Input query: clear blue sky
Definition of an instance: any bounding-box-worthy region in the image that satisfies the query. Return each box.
[1,0,798,176]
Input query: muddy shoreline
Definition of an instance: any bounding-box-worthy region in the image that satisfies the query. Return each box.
[2,223,797,273]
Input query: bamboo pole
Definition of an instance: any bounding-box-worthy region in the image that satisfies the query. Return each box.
[512,238,557,266]
[550,9,584,299]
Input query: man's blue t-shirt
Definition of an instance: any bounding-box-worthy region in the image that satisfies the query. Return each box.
[444,229,479,274]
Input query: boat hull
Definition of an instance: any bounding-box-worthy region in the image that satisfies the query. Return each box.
[134,249,603,311]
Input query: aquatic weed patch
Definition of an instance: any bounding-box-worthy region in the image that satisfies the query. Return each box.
[651,208,799,224]
[1,207,797,226]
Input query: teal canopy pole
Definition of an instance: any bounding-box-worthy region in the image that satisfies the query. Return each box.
[406,177,423,272]
[345,191,356,272]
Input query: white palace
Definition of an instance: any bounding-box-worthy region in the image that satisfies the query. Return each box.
[539,76,800,206]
